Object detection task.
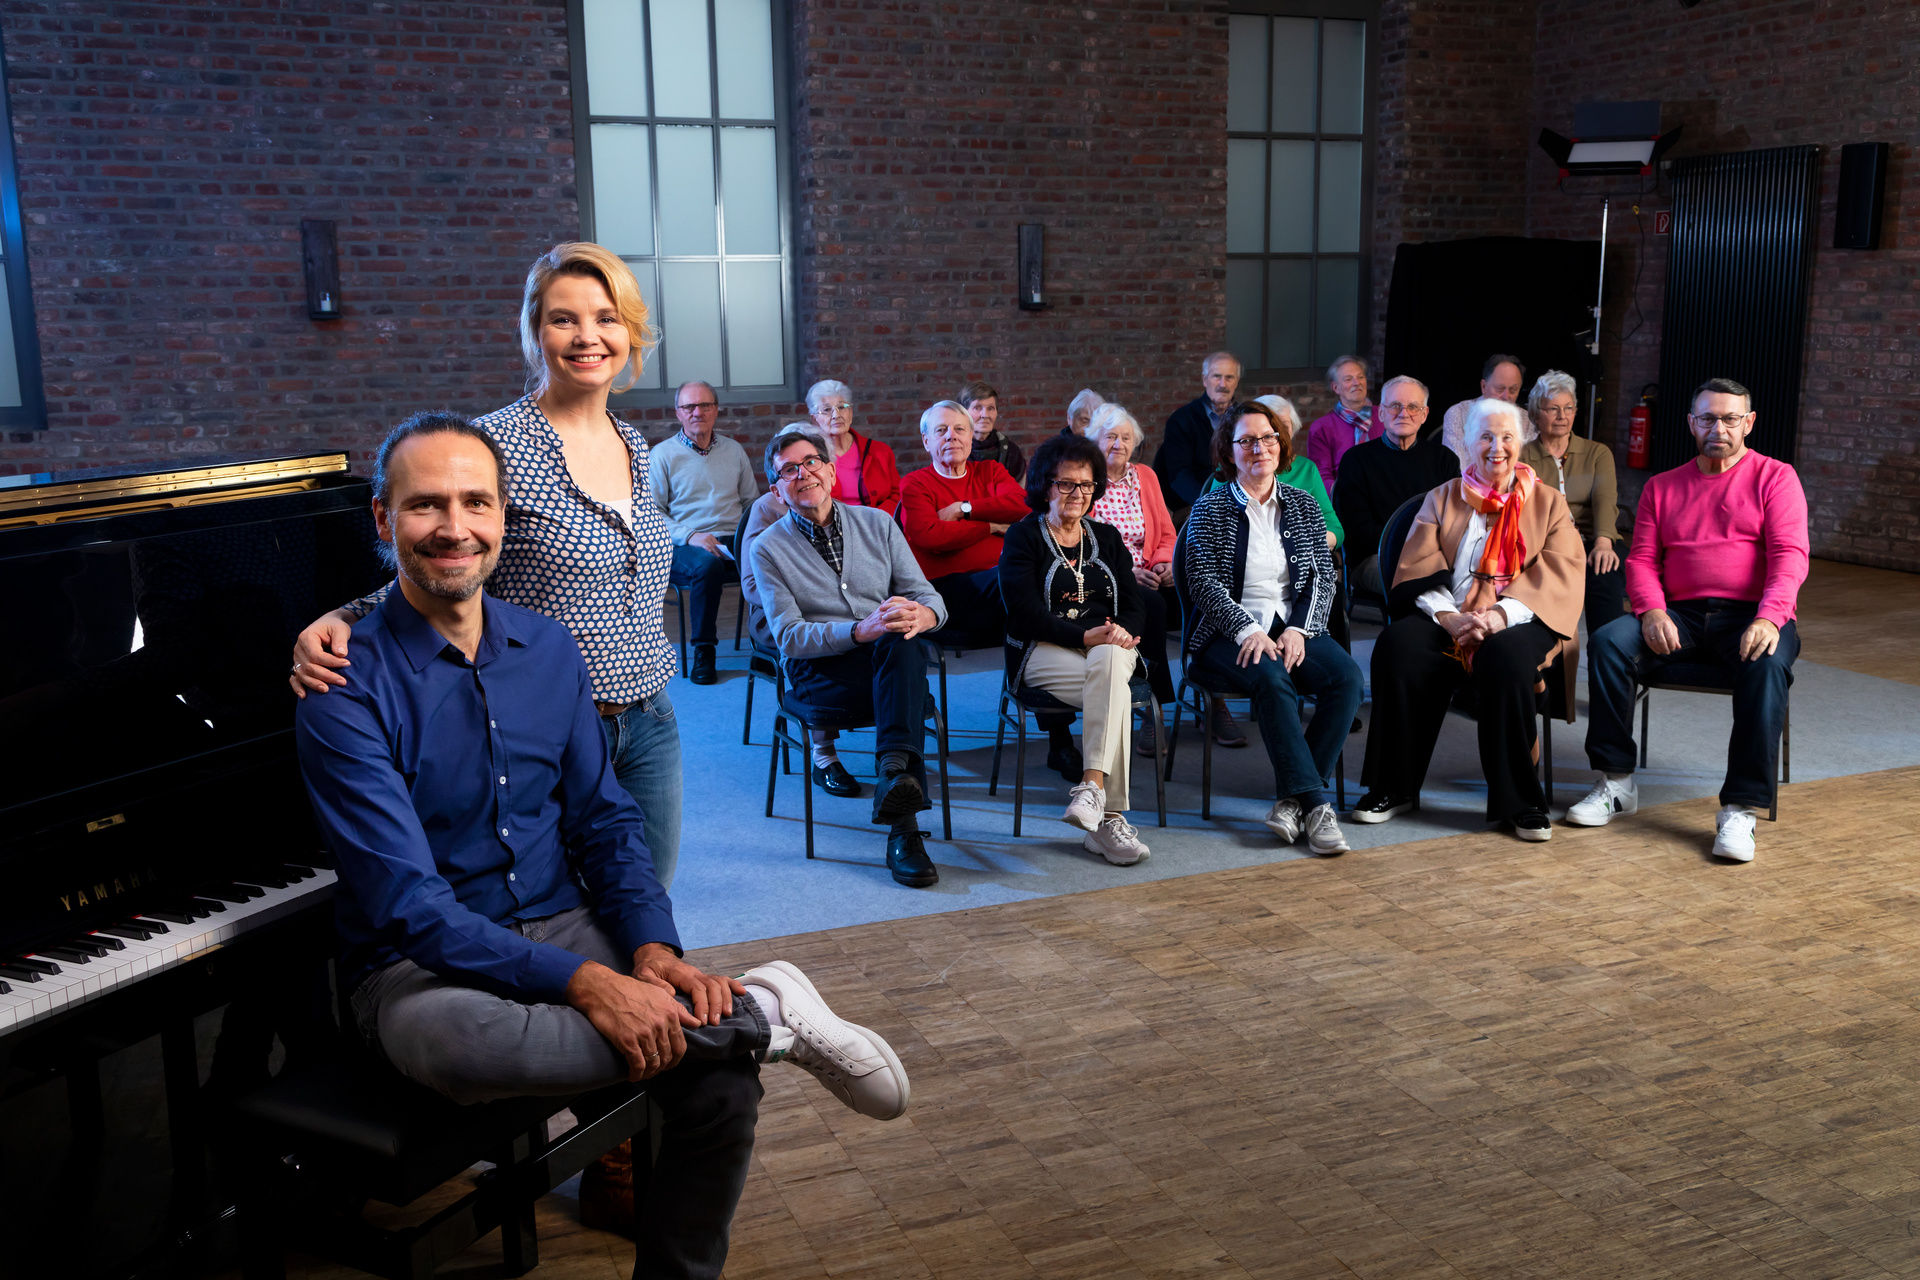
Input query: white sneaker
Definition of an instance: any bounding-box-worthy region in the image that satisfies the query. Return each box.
[1063,781,1105,832]
[1566,776,1638,827]
[1084,814,1149,865]
[1713,805,1757,862]
[1303,803,1350,856]
[741,961,911,1120]
[1264,798,1304,843]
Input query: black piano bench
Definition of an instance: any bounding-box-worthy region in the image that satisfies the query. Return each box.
[229,1052,654,1280]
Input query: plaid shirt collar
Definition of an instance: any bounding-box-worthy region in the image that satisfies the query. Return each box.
[789,503,844,573]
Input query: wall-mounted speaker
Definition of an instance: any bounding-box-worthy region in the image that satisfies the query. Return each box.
[1017,224,1045,310]
[301,218,342,319]
[1834,142,1889,250]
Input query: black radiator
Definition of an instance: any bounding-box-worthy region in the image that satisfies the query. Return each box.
[1654,145,1821,470]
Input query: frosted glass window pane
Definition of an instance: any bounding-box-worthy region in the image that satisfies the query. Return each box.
[1320,19,1366,135]
[719,127,779,255]
[1225,260,1262,365]
[1317,141,1363,253]
[631,261,662,389]
[1227,16,1267,132]
[660,260,723,386]
[1270,17,1317,133]
[1266,259,1311,370]
[649,0,713,117]
[725,259,784,385]
[582,0,649,116]
[590,124,655,255]
[0,273,20,407]
[1268,140,1314,254]
[715,0,776,119]
[1314,258,1360,367]
[656,125,718,255]
[1226,139,1265,254]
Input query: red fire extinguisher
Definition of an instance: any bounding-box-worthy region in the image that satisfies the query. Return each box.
[1627,385,1655,469]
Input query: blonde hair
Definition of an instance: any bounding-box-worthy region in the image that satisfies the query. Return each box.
[519,243,658,395]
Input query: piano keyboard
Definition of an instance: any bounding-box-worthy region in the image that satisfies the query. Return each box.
[0,864,335,1036]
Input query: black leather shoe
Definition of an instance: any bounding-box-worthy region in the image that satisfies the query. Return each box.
[813,759,862,798]
[886,829,938,887]
[1046,740,1084,783]
[1350,791,1416,823]
[1510,809,1553,842]
[1133,712,1159,757]
[1209,703,1247,748]
[871,769,927,826]
[689,644,717,685]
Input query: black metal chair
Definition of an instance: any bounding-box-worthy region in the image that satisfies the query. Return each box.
[735,504,784,744]
[988,666,1166,835]
[1163,538,1347,819]
[666,542,747,677]
[231,1045,653,1280]
[765,637,953,858]
[1635,667,1790,821]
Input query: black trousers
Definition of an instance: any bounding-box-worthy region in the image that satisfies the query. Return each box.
[1137,584,1177,703]
[931,567,1007,642]
[1362,615,1560,820]
[784,631,929,813]
[1584,559,1626,637]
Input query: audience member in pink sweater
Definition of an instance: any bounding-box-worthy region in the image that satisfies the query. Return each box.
[1566,379,1808,863]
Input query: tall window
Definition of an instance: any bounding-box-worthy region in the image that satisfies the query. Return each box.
[568,0,794,404]
[0,25,46,430]
[1225,3,1376,376]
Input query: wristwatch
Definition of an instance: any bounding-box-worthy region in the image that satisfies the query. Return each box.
[960,501,973,519]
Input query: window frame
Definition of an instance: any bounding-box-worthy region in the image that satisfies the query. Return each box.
[565,0,799,410]
[1225,0,1380,383]
[0,27,46,432]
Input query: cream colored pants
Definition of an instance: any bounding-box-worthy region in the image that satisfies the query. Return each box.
[1022,642,1134,810]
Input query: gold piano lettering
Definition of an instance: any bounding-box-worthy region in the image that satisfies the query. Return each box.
[59,895,71,911]
[76,888,90,906]
[112,878,125,895]
[94,882,108,900]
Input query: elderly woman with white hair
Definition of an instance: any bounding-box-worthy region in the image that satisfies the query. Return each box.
[1353,398,1584,841]
[1085,403,1177,738]
[1519,371,1625,634]
[806,378,902,514]
[1064,388,1105,436]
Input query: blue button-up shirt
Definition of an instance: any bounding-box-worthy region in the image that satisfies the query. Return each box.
[295,589,680,1002]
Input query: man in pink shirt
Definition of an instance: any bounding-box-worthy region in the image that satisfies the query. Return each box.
[1304,355,1384,490]
[1567,378,1809,862]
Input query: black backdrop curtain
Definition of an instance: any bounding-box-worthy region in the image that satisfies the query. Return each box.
[1383,237,1603,436]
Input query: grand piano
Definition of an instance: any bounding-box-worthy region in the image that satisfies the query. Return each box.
[0,453,388,1275]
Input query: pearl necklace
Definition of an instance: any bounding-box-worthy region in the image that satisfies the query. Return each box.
[1043,517,1090,618]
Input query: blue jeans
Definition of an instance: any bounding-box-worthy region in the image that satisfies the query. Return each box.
[1585,602,1797,809]
[671,539,737,646]
[1191,632,1364,807]
[600,690,684,890]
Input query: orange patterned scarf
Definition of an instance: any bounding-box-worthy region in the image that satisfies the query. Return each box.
[1449,462,1536,667]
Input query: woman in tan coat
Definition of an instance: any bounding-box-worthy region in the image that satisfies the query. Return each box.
[1352,399,1584,840]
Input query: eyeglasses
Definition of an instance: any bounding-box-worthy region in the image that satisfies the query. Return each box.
[1232,433,1281,450]
[1690,413,1749,427]
[1539,404,1577,416]
[676,401,718,413]
[1051,480,1097,496]
[815,403,854,416]
[775,455,830,480]
[1381,402,1428,417]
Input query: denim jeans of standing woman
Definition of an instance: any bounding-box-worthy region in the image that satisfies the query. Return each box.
[599,689,685,889]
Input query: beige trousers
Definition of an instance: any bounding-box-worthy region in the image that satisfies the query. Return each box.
[1022,642,1134,810]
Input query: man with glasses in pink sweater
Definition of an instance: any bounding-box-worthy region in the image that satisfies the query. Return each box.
[1566,378,1809,862]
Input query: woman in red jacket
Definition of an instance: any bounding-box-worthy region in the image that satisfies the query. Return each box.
[807,379,902,515]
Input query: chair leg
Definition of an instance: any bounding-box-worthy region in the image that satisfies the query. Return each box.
[742,671,757,745]
[989,690,1009,795]
[498,1128,542,1278]
[1772,701,1788,823]
[765,716,781,818]
[1149,694,1166,828]
[802,736,815,859]
[734,590,745,651]
[676,592,689,678]
[1013,711,1027,837]
[1637,687,1650,768]
[932,707,952,841]
[1200,691,1213,822]
[1164,681,1185,782]
[1335,755,1346,811]
[1541,709,1554,802]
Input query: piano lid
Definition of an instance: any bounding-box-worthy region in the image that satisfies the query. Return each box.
[0,452,351,528]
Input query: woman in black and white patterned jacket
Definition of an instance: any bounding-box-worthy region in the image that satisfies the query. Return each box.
[1181,401,1365,856]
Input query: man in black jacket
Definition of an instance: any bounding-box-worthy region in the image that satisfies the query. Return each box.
[1333,375,1461,595]
[1153,351,1241,518]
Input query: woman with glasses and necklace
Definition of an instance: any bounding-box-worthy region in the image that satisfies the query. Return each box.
[806,379,902,515]
[1519,371,1624,635]
[999,434,1152,866]
[1182,402,1363,855]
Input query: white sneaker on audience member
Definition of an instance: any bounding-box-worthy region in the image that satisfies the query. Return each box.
[1084,814,1149,865]
[1713,805,1757,862]
[1263,798,1303,843]
[1303,803,1350,856]
[1566,775,1637,826]
[1063,781,1105,832]
[741,961,911,1120]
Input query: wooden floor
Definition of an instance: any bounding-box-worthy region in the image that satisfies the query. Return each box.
[1795,558,1920,686]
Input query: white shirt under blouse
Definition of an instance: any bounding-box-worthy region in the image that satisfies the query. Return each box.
[1413,509,1537,627]
[1232,484,1304,643]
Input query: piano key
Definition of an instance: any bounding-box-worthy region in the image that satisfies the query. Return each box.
[141,908,195,925]
[240,871,290,889]
[85,934,126,952]
[12,958,60,976]
[186,898,226,915]
[98,923,154,941]
[199,887,251,905]
[0,966,42,983]
[38,947,94,964]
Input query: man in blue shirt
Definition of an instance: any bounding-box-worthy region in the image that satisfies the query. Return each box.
[295,413,910,1277]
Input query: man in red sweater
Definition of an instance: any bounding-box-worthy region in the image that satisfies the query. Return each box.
[1568,378,1809,863]
[898,400,1030,640]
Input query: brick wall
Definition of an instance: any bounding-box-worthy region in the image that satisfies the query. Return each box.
[0,0,585,476]
[1530,0,1920,570]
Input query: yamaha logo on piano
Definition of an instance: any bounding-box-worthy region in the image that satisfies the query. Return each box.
[58,864,161,912]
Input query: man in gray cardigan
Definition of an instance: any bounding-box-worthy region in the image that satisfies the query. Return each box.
[749,428,949,888]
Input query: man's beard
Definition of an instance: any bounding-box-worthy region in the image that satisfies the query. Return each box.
[394,535,499,601]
